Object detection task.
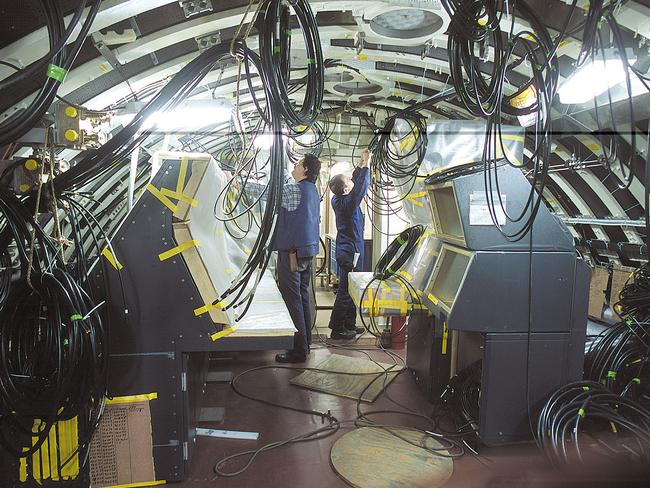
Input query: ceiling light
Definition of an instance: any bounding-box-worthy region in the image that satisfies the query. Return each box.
[329,161,353,177]
[253,133,274,150]
[369,8,444,40]
[148,98,232,132]
[558,50,637,105]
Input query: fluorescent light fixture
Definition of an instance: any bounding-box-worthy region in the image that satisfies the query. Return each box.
[253,133,274,150]
[558,50,636,105]
[329,161,353,177]
[148,98,232,132]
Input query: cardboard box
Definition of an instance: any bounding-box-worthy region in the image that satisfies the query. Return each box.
[89,400,156,488]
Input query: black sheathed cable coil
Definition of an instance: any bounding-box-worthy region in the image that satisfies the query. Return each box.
[374,225,425,280]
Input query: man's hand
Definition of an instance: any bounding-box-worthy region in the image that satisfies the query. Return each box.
[360,148,372,168]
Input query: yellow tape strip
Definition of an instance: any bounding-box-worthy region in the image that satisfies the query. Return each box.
[499,134,525,142]
[428,293,439,306]
[102,248,123,270]
[401,191,427,208]
[442,321,449,354]
[160,188,198,207]
[146,184,177,212]
[398,270,413,281]
[194,302,223,316]
[104,481,166,488]
[107,392,158,405]
[159,240,199,261]
[19,449,27,482]
[211,326,238,342]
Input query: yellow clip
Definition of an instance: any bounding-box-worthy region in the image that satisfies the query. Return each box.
[147,184,178,212]
[102,248,123,270]
[211,326,238,341]
[194,302,223,316]
[107,392,158,405]
[159,240,199,261]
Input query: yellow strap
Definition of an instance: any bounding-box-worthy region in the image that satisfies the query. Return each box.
[401,191,427,208]
[102,248,123,270]
[160,188,198,207]
[211,326,238,342]
[19,449,27,482]
[194,302,223,316]
[398,270,413,281]
[146,184,178,212]
[499,134,525,142]
[441,321,449,354]
[104,481,166,488]
[107,392,158,404]
[159,240,199,261]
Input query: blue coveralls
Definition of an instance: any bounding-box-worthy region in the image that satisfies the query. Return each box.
[273,180,320,356]
[328,166,370,332]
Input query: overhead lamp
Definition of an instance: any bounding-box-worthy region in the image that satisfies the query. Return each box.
[329,161,353,177]
[253,133,274,150]
[558,49,637,105]
[148,98,232,132]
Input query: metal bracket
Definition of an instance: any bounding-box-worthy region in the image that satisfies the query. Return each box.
[421,39,434,60]
[179,0,213,18]
[181,372,187,392]
[355,32,365,55]
[195,31,221,53]
[92,33,123,70]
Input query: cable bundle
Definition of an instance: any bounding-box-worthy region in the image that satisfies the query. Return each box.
[0,0,102,147]
[0,188,108,461]
[616,263,650,320]
[433,361,482,440]
[585,319,650,403]
[358,225,426,338]
[440,0,570,240]
[536,381,650,467]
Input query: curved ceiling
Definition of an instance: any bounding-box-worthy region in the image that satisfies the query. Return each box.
[2,0,650,265]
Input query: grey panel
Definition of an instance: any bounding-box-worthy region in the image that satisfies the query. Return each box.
[449,252,579,333]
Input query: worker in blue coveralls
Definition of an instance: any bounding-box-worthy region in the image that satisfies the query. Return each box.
[244,154,322,363]
[327,148,371,340]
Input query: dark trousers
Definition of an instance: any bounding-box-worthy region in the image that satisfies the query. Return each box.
[277,251,312,356]
[328,263,357,332]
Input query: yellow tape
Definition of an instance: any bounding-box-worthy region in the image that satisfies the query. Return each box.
[398,270,413,281]
[104,481,166,488]
[19,449,27,482]
[442,321,449,354]
[146,184,178,212]
[102,247,123,270]
[499,134,525,142]
[401,191,427,208]
[160,188,198,207]
[159,240,199,261]
[211,326,238,342]
[107,392,158,405]
[26,417,79,482]
[194,302,223,316]
[428,293,439,306]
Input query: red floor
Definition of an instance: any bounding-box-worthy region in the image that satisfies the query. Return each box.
[172,345,645,488]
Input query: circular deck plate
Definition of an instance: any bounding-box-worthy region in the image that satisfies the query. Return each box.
[330,427,454,488]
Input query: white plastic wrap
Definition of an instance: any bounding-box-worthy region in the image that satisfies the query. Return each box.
[348,226,441,316]
[390,120,525,225]
[156,151,295,336]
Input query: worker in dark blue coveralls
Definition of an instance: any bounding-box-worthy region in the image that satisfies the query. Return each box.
[327,148,371,340]
[245,154,322,363]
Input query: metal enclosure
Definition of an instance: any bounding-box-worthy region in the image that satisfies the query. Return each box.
[93,157,292,481]
[411,164,589,445]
